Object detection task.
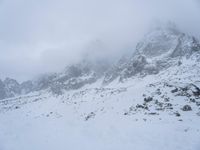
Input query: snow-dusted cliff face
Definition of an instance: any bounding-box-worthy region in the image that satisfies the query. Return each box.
[103,26,200,84]
[0,78,20,99]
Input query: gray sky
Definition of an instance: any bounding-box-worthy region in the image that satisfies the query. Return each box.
[0,0,200,81]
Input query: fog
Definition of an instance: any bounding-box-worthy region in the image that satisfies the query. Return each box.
[0,0,200,81]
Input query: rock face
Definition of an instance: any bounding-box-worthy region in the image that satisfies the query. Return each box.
[0,80,7,100]
[20,80,34,95]
[0,78,21,100]
[103,25,200,84]
[40,60,108,95]
[0,24,200,100]
[0,60,109,99]
[4,78,21,96]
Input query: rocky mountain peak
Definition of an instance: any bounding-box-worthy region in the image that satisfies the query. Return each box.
[103,25,200,84]
[4,77,20,90]
[135,24,200,59]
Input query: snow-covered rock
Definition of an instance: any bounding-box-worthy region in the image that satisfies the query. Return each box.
[104,25,200,83]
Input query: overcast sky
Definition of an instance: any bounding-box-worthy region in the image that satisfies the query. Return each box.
[0,0,200,82]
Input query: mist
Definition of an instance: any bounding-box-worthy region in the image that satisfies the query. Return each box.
[0,0,200,81]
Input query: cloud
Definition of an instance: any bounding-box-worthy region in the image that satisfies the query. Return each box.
[0,0,200,81]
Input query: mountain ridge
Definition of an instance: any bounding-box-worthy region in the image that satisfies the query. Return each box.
[0,24,200,100]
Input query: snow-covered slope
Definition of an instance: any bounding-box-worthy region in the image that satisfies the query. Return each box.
[0,25,200,150]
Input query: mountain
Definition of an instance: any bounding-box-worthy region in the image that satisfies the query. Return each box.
[104,25,200,84]
[0,25,200,100]
[0,78,20,99]
[0,24,200,150]
[0,60,109,99]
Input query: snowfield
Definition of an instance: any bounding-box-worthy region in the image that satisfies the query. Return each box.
[0,58,200,150]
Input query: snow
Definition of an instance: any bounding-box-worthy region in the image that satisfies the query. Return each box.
[0,58,200,150]
[0,101,199,150]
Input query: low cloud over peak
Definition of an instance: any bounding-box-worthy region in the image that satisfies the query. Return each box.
[0,0,200,81]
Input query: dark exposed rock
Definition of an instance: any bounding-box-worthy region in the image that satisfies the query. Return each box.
[15,106,20,109]
[144,97,153,103]
[136,104,145,109]
[182,105,192,111]
[124,112,129,115]
[171,88,178,93]
[190,98,196,103]
[164,98,170,102]
[174,112,181,117]
[192,88,200,97]
[165,103,173,107]
[136,104,148,110]
[178,61,182,66]
[156,89,162,95]
[155,108,164,111]
[155,100,163,107]
[178,84,200,98]
[85,112,95,121]
[148,112,159,115]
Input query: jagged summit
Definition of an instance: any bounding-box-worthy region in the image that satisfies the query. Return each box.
[135,24,200,58]
[103,25,200,84]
